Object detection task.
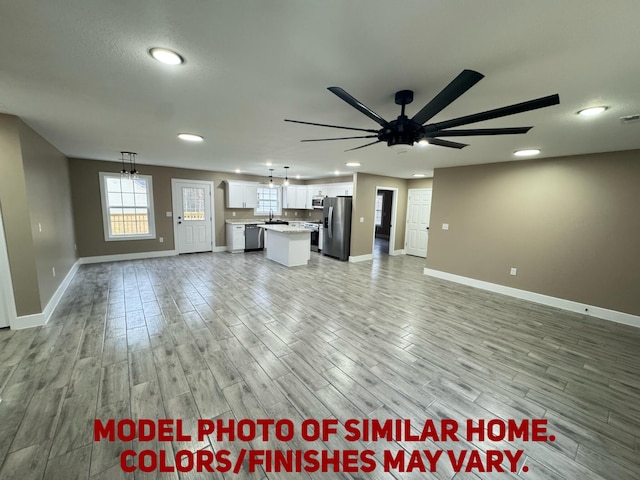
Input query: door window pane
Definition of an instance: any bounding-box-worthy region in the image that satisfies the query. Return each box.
[182,187,206,220]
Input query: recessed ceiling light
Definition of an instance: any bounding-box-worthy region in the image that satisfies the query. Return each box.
[295,175,300,179]
[412,173,426,177]
[334,170,340,175]
[235,169,241,174]
[149,48,184,65]
[265,161,272,166]
[345,162,361,167]
[417,139,429,146]
[577,106,608,116]
[177,133,203,142]
[514,149,541,157]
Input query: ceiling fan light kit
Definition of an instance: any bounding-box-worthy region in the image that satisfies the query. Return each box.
[285,69,560,153]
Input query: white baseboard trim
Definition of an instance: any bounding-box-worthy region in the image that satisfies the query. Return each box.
[42,260,80,324]
[213,246,227,253]
[12,312,45,330]
[12,259,81,330]
[424,268,640,329]
[349,254,374,263]
[390,249,406,256]
[79,250,178,264]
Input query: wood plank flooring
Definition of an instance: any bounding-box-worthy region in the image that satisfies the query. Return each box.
[0,251,639,479]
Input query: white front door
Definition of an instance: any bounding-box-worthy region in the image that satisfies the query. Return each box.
[172,179,213,254]
[405,188,432,258]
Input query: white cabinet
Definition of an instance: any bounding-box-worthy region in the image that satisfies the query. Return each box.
[326,182,353,197]
[225,181,258,208]
[226,224,245,252]
[283,185,308,209]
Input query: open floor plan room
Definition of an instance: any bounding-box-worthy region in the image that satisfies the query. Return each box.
[1,252,639,480]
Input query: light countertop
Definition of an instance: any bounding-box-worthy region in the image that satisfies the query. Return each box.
[258,225,312,234]
[225,219,266,224]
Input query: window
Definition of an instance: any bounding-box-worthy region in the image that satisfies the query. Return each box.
[375,194,384,226]
[99,172,156,241]
[255,185,282,216]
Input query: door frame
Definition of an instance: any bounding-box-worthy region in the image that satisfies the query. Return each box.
[171,179,215,254]
[405,187,432,258]
[0,205,17,329]
[371,186,398,255]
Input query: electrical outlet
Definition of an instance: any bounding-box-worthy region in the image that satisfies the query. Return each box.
[294,212,298,216]
[159,237,164,243]
[52,266,56,277]
[308,212,311,216]
[510,267,517,276]
[284,212,288,216]
[360,217,364,223]
[232,211,236,217]
[442,223,449,230]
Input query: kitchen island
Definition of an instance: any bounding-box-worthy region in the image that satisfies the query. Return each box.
[259,225,311,267]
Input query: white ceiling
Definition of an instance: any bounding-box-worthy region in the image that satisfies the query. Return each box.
[1,0,639,180]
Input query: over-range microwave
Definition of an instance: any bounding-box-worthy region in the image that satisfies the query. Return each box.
[311,196,325,209]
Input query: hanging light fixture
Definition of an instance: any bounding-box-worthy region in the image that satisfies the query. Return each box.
[283,166,290,186]
[268,168,274,188]
[120,151,139,179]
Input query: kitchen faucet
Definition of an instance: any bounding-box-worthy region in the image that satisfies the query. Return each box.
[269,210,273,221]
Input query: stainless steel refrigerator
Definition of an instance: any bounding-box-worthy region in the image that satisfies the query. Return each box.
[323,196,352,261]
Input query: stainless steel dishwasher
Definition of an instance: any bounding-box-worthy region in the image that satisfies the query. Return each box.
[244,224,264,251]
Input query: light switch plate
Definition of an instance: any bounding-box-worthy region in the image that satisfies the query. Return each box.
[442,223,449,230]
[510,267,517,276]
[166,211,172,217]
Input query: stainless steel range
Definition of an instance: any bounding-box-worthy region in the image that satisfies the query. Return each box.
[303,222,322,251]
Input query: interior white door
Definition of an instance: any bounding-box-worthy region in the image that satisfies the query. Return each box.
[172,180,213,254]
[405,188,432,257]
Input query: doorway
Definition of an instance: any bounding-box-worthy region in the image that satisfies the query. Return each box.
[372,187,398,256]
[171,179,215,254]
[405,188,432,257]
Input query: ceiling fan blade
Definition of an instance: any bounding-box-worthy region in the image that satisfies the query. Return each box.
[430,126,532,137]
[284,119,379,133]
[411,69,485,125]
[301,135,379,142]
[432,94,560,130]
[427,138,468,149]
[328,87,389,126]
[344,140,383,152]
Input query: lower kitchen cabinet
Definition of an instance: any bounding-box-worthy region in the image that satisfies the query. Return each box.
[226,224,245,253]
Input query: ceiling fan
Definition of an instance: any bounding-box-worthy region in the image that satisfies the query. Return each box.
[285,69,559,151]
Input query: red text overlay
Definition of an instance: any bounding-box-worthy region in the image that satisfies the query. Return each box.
[93,418,554,474]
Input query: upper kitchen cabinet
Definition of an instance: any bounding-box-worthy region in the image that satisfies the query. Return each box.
[326,182,353,197]
[283,185,308,209]
[225,180,259,208]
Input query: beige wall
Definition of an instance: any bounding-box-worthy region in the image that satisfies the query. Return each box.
[351,172,409,257]
[426,150,640,316]
[19,120,77,311]
[0,114,77,318]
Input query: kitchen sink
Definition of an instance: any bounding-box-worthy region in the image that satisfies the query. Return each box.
[265,220,289,225]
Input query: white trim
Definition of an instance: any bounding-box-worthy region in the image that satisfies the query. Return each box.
[42,260,80,324]
[171,178,215,254]
[0,206,17,328]
[424,268,640,329]
[12,312,45,330]
[212,246,227,253]
[79,250,177,265]
[99,172,156,242]
[390,249,406,256]
[349,254,374,263]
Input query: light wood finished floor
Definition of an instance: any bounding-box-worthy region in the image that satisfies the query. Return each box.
[0,252,639,480]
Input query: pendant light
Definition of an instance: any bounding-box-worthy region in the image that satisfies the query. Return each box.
[268,168,274,188]
[283,166,290,186]
[120,151,139,179]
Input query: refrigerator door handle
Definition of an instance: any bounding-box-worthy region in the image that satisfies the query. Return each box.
[328,206,334,239]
